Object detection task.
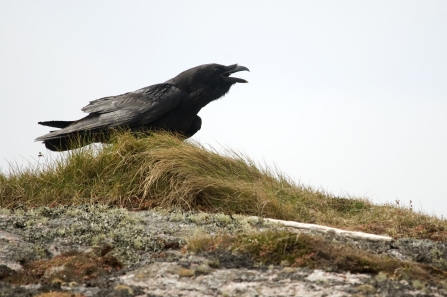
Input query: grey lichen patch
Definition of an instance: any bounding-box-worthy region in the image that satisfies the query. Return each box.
[390,238,447,271]
[194,263,211,275]
[214,213,233,224]
[0,205,164,265]
[168,210,186,222]
[187,212,211,224]
[411,280,426,290]
[375,271,388,282]
[164,210,264,236]
[430,247,447,270]
[0,208,11,215]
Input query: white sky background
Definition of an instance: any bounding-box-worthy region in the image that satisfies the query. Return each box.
[1,1,446,217]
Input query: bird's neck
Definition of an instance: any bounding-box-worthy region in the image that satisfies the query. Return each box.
[188,85,231,109]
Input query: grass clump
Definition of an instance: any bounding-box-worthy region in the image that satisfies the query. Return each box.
[1,131,446,241]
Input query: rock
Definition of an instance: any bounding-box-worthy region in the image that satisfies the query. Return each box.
[0,205,446,296]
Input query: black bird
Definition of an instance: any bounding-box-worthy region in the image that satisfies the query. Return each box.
[35,63,249,151]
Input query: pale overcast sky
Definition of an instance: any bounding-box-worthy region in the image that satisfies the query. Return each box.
[1,1,446,217]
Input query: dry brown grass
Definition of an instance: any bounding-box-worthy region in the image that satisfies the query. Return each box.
[2,245,122,286]
[1,131,446,240]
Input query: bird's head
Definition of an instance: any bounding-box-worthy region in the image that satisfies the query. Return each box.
[169,63,249,105]
[203,63,250,84]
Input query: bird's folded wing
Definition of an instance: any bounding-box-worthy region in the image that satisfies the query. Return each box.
[35,83,182,141]
[82,83,179,113]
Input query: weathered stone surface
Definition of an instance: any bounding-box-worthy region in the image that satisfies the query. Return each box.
[0,205,446,296]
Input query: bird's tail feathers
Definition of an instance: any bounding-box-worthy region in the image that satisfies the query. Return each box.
[38,130,112,151]
[38,120,75,129]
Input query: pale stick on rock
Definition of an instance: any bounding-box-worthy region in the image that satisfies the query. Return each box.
[264,218,393,242]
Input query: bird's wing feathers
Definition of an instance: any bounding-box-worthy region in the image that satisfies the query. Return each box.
[35,83,183,141]
[82,83,179,115]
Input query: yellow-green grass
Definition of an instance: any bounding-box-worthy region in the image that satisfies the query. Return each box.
[1,132,446,241]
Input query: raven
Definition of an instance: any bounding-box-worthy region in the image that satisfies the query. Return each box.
[35,63,249,151]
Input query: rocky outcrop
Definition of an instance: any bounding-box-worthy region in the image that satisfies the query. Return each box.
[1,205,446,296]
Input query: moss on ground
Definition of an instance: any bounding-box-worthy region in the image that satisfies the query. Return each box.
[186,230,447,285]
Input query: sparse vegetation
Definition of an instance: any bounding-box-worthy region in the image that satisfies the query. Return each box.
[2,246,122,286]
[186,230,447,283]
[1,131,446,241]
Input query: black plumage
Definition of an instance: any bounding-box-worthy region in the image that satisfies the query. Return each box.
[35,63,249,151]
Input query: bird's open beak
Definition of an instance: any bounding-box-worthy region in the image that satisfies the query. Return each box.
[222,64,249,83]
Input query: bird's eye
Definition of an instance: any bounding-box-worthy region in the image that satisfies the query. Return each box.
[213,67,220,73]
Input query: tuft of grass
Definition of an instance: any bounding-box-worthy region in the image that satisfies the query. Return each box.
[1,131,446,240]
[186,230,447,283]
